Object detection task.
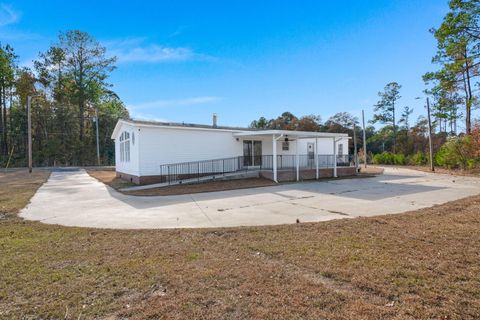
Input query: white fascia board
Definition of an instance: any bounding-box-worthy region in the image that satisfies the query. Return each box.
[233,130,349,139]
[111,119,127,139]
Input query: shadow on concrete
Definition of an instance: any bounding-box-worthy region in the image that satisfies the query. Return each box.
[104,172,446,209]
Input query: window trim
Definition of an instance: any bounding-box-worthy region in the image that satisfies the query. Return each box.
[119,131,131,162]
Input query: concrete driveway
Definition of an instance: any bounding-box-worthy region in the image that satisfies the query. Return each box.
[20,167,480,229]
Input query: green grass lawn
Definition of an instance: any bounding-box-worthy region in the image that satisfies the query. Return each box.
[1,169,479,319]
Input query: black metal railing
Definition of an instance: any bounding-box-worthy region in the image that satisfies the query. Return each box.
[260,154,351,169]
[159,154,354,184]
[159,156,244,184]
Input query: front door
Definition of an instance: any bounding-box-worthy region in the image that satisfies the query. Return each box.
[243,140,262,166]
[307,142,315,167]
[307,142,314,159]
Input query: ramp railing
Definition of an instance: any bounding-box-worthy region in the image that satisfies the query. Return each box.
[159,154,354,184]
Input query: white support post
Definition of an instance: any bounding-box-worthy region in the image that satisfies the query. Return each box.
[315,137,319,179]
[272,135,278,182]
[296,139,300,181]
[333,137,337,178]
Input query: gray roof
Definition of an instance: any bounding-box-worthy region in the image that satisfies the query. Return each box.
[112,118,349,139]
[126,118,254,131]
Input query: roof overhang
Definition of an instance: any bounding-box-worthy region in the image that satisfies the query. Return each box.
[112,119,351,140]
[111,119,127,139]
[111,119,247,139]
[233,130,350,139]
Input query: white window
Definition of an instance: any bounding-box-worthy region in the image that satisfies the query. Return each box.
[119,131,131,162]
[338,143,343,156]
[282,141,289,151]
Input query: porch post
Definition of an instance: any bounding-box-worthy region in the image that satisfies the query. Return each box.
[333,137,337,178]
[315,137,319,179]
[272,134,278,182]
[296,139,300,181]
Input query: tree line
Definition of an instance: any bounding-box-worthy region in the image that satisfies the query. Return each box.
[2,0,480,170]
[249,109,435,161]
[250,0,480,169]
[0,30,129,167]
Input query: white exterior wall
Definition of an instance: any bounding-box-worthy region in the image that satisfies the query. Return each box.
[114,123,140,176]
[112,120,350,177]
[242,137,349,156]
[138,126,243,176]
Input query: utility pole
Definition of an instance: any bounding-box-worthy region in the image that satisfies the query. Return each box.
[362,109,367,169]
[94,106,100,166]
[353,123,358,171]
[27,96,32,173]
[426,97,434,172]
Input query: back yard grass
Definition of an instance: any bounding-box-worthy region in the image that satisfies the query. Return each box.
[1,169,479,319]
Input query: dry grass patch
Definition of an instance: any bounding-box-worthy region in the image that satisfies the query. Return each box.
[359,166,384,175]
[87,169,276,196]
[0,169,50,218]
[87,169,135,190]
[1,169,479,319]
[124,178,277,196]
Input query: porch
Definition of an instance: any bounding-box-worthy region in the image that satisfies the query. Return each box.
[234,130,352,182]
[156,154,355,186]
[156,128,354,186]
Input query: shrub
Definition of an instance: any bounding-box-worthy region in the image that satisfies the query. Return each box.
[394,153,406,165]
[435,136,473,169]
[434,148,446,167]
[467,159,477,170]
[410,152,427,166]
[372,153,383,164]
[372,152,405,165]
[383,152,395,164]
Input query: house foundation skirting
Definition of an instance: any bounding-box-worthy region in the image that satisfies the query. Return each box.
[117,167,356,185]
[116,172,168,185]
[260,167,356,182]
[116,171,246,185]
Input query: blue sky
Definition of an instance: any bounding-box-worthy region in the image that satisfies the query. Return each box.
[1,1,453,128]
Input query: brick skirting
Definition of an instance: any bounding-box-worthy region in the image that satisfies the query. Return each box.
[117,167,357,185]
[116,172,170,185]
[116,171,241,185]
[260,167,356,182]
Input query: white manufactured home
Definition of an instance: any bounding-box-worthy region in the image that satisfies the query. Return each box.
[111,119,354,185]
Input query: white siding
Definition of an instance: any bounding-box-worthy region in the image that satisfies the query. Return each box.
[138,126,243,176]
[112,120,350,177]
[250,137,349,156]
[114,123,140,176]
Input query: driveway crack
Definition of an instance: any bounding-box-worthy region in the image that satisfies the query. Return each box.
[189,195,215,227]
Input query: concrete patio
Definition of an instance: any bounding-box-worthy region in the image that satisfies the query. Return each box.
[20,167,480,229]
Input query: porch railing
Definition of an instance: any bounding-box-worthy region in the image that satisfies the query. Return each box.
[159,154,354,185]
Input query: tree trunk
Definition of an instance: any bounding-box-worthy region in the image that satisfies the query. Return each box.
[461,70,470,135]
[464,50,473,135]
[2,85,7,156]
